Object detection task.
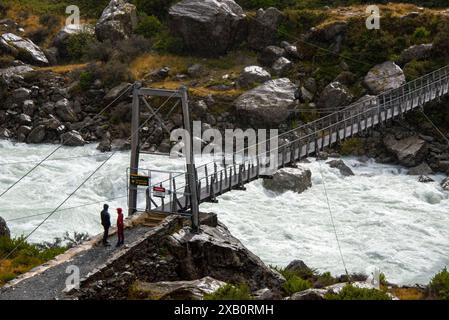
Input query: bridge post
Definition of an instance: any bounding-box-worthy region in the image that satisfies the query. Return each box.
[128,82,141,216]
[180,86,200,233]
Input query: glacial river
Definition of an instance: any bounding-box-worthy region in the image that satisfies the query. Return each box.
[1,139,448,285]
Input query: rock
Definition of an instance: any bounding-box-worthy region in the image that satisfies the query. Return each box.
[247,7,283,50]
[145,67,170,81]
[17,125,32,141]
[327,159,354,176]
[0,216,10,239]
[237,66,271,88]
[55,98,78,123]
[271,57,292,76]
[0,65,33,81]
[285,260,312,275]
[364,61,406,94]
[281,41,300,60]
[112,138,131,151]
[61,130,85,146]
[12,88,31,101]
[234,78,297,127]
[408,162,432,176]
[22,100,36,116]
[27,125,46,143]
[19,113,32,125]
[97,139,112,152]
[315,21,348,42]
[441,177,449,191]
[317,81,353,110]
[252,288,276,300]
[95,0,138,42]
[288,288,326,300]
[168,223,284,291]
[187,63,207,78]
[258,45,285,67]
[383,134,427,167]
[263,167,312,194]
[53,24,94,59]
[398,43,433,65]
[0,128,11,139]
[418,175,434,183]
[130,277,225,300]
[104,82,131,101]
[169,0,246,56]
[0,33,49,66]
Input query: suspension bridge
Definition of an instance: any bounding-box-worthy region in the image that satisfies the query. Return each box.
[133,65,449,231]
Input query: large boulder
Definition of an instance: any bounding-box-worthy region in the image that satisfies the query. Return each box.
[383,134,427,167]
[129,277,225,300]
[326,159,354,177]
[398,43,433,65]
[364,61,406,94]
[317,81,353,110]
[168,223,284,291]
[27,125,46,144]
[0,33,48,66]
[258,45,285,67]
[95,0,138,42]
[0,216,10,239]
[288,288,326,300]
[263,167,312,194]
[271,57,292,76]
[234,78,297,127]
[55,98,78,123]
[61,130,85,146]
[53,24,94,59]
[169,0,246,56]
[247,7,283,50]
[407,162,432,176]
[237,66,271,88]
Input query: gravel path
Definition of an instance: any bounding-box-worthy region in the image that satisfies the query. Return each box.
[0,226,151,300]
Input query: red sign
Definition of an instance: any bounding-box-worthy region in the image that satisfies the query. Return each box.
[153,186,167,198]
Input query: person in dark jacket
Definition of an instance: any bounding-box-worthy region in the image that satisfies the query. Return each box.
[101,204,111,246]
[116,208,124,247]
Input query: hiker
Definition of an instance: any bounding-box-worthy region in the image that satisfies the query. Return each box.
[116,208,124,247]
[101,204,111,246]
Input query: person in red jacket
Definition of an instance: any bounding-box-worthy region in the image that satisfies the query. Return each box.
[116,208,124,247]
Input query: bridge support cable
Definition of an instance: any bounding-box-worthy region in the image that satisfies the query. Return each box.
[0,84,133,200]
[419,109,449,144]
[316,157,350,281]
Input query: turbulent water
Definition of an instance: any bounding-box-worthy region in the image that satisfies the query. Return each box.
[1,139,449,285]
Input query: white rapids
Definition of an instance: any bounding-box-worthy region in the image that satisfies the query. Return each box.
[1,140,449,285]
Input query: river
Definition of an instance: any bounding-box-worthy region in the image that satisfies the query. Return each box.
[1,139,448,285]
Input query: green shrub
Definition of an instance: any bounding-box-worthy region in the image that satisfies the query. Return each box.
[204,283,253,300]
[135,14,162,39]
[153,29,185,54]
[432,29,449,59]
[283,274,312,295]
[325,284,392,300]
[79,71,94,90]
[133,0,177,19]
[66,32,96,62]
[413,27,431,42]
[236,0,295,9]
[429,268,449,300]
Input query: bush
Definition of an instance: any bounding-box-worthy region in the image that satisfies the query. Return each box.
[432,29,449,59]
[339,138,365,156]
[429,268,449,300]
[79,71,94,90]
[283,274,312,295]
[153,29,185,54]
[39,13,60,30]
[66,32,96,62]
[133,0,177,19]
[204,283,253,300]
[236,0,295,9]
[325,284,392,300]
[0,236,67,286]
[136,14,162,39]
[82,60,132,88]
[413,27,431,42]
[86,36,152,63]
